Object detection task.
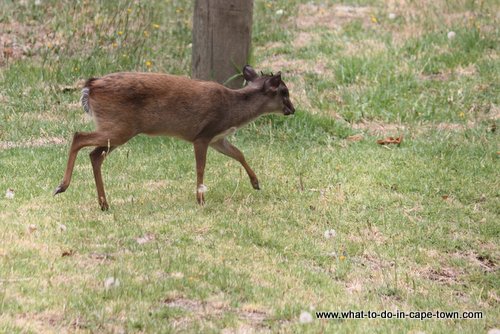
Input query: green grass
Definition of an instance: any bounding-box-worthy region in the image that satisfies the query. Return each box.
[1,0,499,333]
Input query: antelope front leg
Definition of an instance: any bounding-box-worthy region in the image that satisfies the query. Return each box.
[193,140,209,205]
[210,138,260,190]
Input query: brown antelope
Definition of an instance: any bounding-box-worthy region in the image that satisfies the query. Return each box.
[54,65,295,210]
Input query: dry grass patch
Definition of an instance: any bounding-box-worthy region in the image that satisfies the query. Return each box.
[349,226,388,245]
[423,266,463,284]
[258,56,328,76]
[292,31,318,49]
[350,120,406,136]
[9,311,67,334]
[452,251,498,273]
[163,295,270,331]
[0,22,57,65]
[343,38,387,56]
[418,64,478,82]
[0,136,66,149]
[383,0,478,43]
[296,3,373,30]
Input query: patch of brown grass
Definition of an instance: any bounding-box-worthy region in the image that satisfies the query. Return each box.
[383,0,480,44]
[351,120,406,136]
[452,251,498,272]
[0,22,55,65]
[8,311,68,334]
[163,295,270,331]
[422,266,463,284]
[296,4,373,30]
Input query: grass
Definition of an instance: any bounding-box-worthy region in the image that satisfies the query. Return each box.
[1,0,499,333]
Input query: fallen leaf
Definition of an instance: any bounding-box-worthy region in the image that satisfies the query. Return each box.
[62,250,74,257]
[376,135,403,145]
[346,134,364,142]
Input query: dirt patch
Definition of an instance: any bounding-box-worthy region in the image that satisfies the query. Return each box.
[419,64,478,82]
[349,226,387,245]
[11,311,66,333]
[351,120,406,136]
[452,251,498,272]
[360,252,393,272]
[163,296,269,329]
[423,266,463,284]
[238,304,268,324]
[296,4,373,30]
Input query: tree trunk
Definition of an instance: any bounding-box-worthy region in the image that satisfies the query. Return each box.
[191,0,253,88]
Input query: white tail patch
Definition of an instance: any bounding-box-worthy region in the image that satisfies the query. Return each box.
[81,87,91,115]
[197,184,208,193]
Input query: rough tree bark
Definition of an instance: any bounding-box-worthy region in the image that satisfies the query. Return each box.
[191,0,254,88]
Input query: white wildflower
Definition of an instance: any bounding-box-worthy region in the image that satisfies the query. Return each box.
[447,31,456,39]
[104,277,120,290]
[276,9,284,16]
[5,188,14,199]
[324,229,337,239]
[299,311,313,324]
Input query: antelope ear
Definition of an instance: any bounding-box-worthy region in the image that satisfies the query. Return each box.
[266,72,281,92]
[243,65,258,82]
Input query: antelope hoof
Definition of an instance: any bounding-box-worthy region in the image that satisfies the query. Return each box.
[99,196,109,211]
[197,184,207,206]
[53,184,67,195]
[197,193,205,206]
[251,180,260,190]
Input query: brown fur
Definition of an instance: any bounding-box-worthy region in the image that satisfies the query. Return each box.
[54,66,295,210]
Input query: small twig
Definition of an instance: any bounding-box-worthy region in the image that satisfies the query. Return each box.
[228,169,241,200]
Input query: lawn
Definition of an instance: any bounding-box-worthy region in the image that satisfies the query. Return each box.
[0,0,498,333]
